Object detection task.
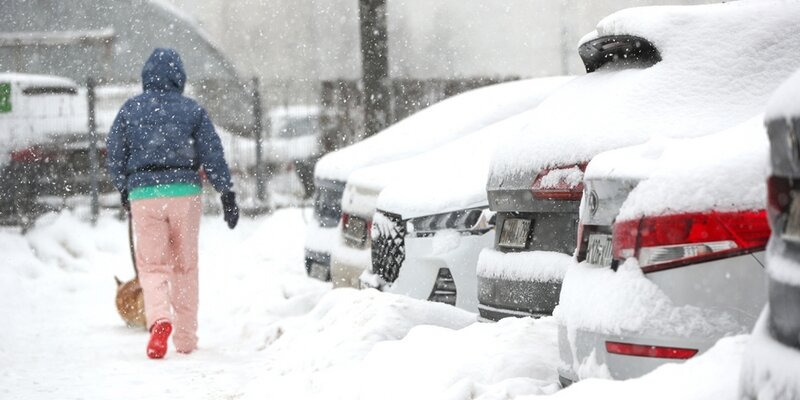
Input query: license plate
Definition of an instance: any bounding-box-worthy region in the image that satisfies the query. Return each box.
[587,233,613,267]
[344,216,368,243]
[783,192,800,243]
[308,262,329,281]
[498,218,531,249]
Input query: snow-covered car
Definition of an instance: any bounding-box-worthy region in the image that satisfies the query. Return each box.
[366,85,573,312]
[0,73,102,225]
[477,0,800,322]
[266,106,321,198]
[741,69,800,399]
[331,77,572,289]
[306,78,574,283]
[557,117,770,385]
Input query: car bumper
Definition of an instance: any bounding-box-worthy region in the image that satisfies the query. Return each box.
[304,224,338,281]
[305,249,331,281]
[558,253,766,382]
[331,243,371,288]
[386,230,493,313]
[476,248,571,321]
[557,324,715,382]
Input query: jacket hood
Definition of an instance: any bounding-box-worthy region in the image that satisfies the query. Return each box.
[141,48,187,93]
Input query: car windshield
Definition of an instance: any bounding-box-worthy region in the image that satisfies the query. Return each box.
[272,115,320,139]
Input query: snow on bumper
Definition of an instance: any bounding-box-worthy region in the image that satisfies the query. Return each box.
[476,248,573,320]
[330,240,371,288]
[476,248,572,282]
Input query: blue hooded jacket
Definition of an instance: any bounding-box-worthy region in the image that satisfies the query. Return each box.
[106,48,233,194]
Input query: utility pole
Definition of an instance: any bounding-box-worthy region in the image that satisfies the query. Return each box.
[358,0,390,137]
[251,77,266,202]
[86,78,100,225]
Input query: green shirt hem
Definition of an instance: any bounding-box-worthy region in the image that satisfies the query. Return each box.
[129,183,202,200]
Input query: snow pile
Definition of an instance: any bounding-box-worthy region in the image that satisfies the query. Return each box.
[376,108,542,219]
[0,207,768,399]
[529,335,750,400]
[242,310,563,399]
[316,76,573,182]
[491,0,800,181]
[352,317,562,399]
[477,249,573,283]
[554,259,744,338]
[740,308,800,400]
[249,289,475,379]
[616,116,768,220]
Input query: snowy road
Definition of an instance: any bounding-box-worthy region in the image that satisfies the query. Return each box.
[0,209,746,399]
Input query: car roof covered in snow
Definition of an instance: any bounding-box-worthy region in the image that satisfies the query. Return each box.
[608,116,768,221]
[490,0,800,181]
[314,76,574,182]
[0,73,78,89]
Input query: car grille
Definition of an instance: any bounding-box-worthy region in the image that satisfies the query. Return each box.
[371,211,406,283]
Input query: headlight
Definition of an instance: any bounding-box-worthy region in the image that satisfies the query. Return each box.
[406,207,495,237]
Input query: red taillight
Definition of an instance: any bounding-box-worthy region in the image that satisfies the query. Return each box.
[341,212,350,230]
[612,210,770,273]
[531,163,587,201]
[767,176,791,215]
[11,147,53,163]
[605,341,698,359]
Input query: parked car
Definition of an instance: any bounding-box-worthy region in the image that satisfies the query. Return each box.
[306,77,573,282]
[364,83,573,312]
[0,73,101,226]
[477,0,800,322]
[558,117,769,385]
[741,69,800,399]
[266,106,321,199]
[331,77,573,289]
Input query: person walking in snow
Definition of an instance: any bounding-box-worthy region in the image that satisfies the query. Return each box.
[106,48,239,359]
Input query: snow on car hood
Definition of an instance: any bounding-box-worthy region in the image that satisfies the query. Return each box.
[345,106,542,218]
[315,76,573,182]
[614,116,768,221]
[490,0,800,184]
[375,108,540,219]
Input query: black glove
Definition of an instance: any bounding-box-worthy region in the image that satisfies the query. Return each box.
[120,189,130,212]
[221,191,239,229]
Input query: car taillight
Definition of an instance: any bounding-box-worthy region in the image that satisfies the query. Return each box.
[341,212,350,230]
[767,176,791,215]
[605,341,698,359]
[612,210,770,273]
[531,163,587,201]
[11,146,53,163]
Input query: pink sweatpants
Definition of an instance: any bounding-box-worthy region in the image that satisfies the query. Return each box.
[131,195,202,353]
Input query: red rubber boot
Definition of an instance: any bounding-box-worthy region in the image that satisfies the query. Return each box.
[147,319,172,359]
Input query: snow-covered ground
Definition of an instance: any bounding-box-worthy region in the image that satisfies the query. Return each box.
[0,208,754,399]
